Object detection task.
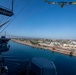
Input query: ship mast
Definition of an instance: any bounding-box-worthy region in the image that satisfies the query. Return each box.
[0,1,14,74]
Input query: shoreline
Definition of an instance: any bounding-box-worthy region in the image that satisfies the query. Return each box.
[11,39,76,57]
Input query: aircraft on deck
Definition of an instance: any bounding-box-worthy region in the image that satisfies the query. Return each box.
[44,0,76,8]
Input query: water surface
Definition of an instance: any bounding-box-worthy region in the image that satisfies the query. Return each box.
[3,41,76,75]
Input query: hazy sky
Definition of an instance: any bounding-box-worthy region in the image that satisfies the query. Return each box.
[0,0,76,39]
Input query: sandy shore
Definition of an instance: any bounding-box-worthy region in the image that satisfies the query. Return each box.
[11,39,76,57]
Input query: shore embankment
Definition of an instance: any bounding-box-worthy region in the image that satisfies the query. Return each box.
[11,39,76,57]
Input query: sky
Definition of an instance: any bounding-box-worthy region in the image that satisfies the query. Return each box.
[0,0,76,39]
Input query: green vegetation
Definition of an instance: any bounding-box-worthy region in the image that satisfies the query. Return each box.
[30,40,39,45]
[70,51,73,56]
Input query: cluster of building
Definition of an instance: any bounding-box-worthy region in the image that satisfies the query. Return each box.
[37,39,76,49]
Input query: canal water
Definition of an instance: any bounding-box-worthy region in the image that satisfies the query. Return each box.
[2,41,76,75]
